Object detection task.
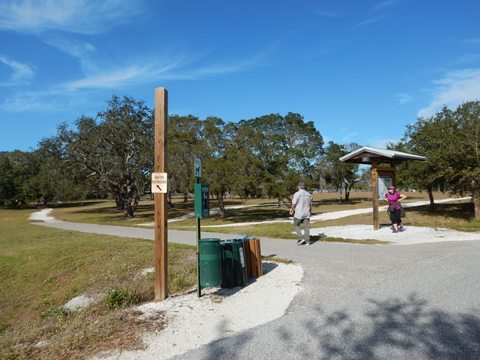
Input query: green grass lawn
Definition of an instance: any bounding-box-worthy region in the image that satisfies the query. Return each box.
[0,209,196,360]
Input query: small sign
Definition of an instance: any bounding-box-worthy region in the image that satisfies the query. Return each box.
[194,157,202,178]
[151,172,168,194]
[378,176,393,200]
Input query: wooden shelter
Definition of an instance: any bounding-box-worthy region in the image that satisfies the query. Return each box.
[340,147,426,230]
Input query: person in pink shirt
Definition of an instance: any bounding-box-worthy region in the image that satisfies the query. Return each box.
[384,185,407,233]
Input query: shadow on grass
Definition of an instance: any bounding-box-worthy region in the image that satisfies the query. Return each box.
[47,201,106,209]
[410,202,474,221]
[200,293,480,359]
[219,208,290,222]
[313,195,431,206]
[313,198,367,206]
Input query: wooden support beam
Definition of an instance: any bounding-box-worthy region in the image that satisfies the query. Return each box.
[371,161,379,230]
[392,163,397,187]
[154,87,168,301]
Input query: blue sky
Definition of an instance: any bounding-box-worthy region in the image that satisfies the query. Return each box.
[1,0,480,151]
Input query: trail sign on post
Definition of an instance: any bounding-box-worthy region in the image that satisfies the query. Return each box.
[151,172,168,194]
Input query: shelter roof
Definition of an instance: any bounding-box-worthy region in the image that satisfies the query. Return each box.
[339,146,426,164]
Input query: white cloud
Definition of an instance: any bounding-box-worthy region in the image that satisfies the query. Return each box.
[395,93,412,104]
[60,52,267,91]
[43,37,95,59]
[372,0,398,11]
[418,68,480,117]
[0,55,34,85]
[353,16,386,28]
[0,90,64,112]
[64,65,148,90]
[0,0,142,34]
[42,36,96,73]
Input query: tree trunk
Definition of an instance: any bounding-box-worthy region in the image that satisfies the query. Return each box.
[183,192,188,203]
[218,192,226,218]
[123,201,134,218]
[114,194,124,210]
[473,189,480,219]
[344,184,351,201]
[427,185,435,210]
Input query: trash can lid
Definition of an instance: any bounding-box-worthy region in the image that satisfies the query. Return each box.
[200,238,221,242]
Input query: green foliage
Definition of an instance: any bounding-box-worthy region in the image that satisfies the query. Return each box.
[396,101,480,218]
[319,142,360,200]
[58,96,154,217]
[104,289,137,310]
[41,306,71,321]
[233,113,324,202]
[168,115,202,199]
[166,112,324,216]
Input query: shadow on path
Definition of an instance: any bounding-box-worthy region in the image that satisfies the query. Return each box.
[199,293,480,359]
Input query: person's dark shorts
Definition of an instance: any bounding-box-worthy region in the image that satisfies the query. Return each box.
[389,209,402,224]
[294,218,309,226]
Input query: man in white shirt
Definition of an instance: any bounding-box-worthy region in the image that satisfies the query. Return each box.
[289,182,313,246]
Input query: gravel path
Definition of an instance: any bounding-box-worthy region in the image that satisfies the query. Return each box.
[311,225,480,245]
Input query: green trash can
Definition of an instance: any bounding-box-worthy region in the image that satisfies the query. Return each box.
[220,240,236,288]
[199,238,222,287]
[232,238,248,286]
[220,239,248,288]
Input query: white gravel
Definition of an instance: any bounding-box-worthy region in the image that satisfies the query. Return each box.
[93,262,303,360]
[310,225,480,245]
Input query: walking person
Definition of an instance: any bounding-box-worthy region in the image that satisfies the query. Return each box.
[289,182,313,245]
[384,185,407,233]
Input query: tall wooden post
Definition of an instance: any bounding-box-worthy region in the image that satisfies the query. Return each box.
[371,160,379,230]
[154,87,168,300]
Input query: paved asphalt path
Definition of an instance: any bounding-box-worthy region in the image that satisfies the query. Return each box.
[34,220,480,359]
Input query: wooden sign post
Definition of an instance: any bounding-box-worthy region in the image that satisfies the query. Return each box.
[371,160,379,230]
[154,87,168,301]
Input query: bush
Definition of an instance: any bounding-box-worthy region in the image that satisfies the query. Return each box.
[104,289,137,310]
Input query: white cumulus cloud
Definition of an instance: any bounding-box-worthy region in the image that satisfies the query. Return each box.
[418,68,480,117]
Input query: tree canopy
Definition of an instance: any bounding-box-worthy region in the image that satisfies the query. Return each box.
[396,101,480,218]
